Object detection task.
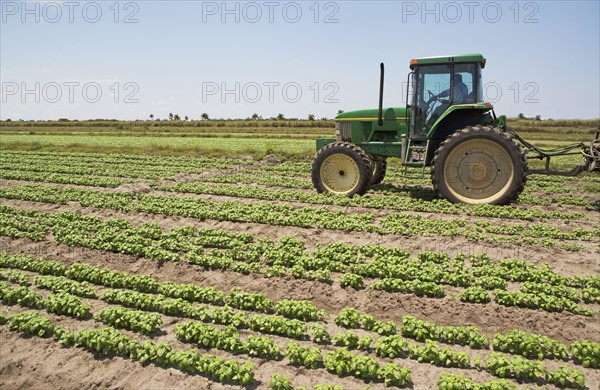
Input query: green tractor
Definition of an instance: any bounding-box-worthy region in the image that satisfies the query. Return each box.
[312,54,600,205]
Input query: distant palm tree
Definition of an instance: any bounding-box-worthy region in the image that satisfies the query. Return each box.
[308,114,315,121]
[168,113,173,121]
[276,113,285,120]
[174,114,181,121]
[201,113,209,120]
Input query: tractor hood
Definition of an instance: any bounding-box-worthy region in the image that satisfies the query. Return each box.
[335,107,408,121]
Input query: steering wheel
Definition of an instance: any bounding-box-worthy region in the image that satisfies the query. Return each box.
[424,90,439,117]
[427,90,439,103]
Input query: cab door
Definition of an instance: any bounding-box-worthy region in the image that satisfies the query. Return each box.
[410,64,451,140]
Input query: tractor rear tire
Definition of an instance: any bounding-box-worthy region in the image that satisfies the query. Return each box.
[431,125,527,205]
[371,156,387,185]
[312,141,373,197]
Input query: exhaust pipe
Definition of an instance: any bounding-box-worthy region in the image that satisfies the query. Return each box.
[378,62,384,127]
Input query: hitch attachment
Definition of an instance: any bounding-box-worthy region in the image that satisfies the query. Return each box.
[511,129,600,176]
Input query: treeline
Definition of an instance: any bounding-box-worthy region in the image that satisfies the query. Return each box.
[508,118,599,134]
[1,118,598,134]
[0,119,335,129]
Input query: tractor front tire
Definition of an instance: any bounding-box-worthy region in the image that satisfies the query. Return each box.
[371,155,387,185]
[431,125,527,205]
[312,141,373,197]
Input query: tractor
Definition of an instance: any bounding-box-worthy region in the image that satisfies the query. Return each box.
[311,54,600,205]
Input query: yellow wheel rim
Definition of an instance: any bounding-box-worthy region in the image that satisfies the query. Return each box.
[319,153,360,194]
[443,139,514,204]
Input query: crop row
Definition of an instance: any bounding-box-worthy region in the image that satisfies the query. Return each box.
[1,307,409,388]
[192,171,596,211]
[1,205,597,316]
[200,172,314,189]
[0,268,30,286]
[2,251,598,367]
[154,181,581,222]
[1,264,598,388]
[2,308,591,390]
[1,185,597,248]
[3,310,256,386]
[0,250,327,323]
[3,204,598,295]
[338,309,598,368]
[4,292,596,387]
[0,150,247,174]
[0,276,308,344]
[0,281,91,318]
[0,284,409,388]
[13,294,577,389]
[375,334,589,388]
[3,150,596,210]
[101,288,308,339]
[0,159,207,181]
[190,160,596,206]
[0,168,123,187]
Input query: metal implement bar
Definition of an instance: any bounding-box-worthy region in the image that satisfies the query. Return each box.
[510,129,600,175]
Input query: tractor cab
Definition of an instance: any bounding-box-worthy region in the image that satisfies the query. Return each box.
[409,55,485,140]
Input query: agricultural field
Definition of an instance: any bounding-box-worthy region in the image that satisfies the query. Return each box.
[0,120,599,390]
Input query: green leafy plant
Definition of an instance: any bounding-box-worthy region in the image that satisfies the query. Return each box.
[8,311,56,337]
[45,292,92,319]
[308,323,332,344]
[402,315,488,349]
[226,287,273,313]
[35,275,96,298]
[0,282,43,308]
[245,335,282,360]
[0,269,30,286]
[407,340,470,368]
[275,299,325,321]
[339,273,364,289]
[485,353,546,382]
[95,306,163,334]
[492,329,568,360]
[159,281,225,305]
[547,366,586,389]
[285,341,323,369]
[378,363,412,387]
[334,307,360,328]
[438,372,519,390]
[248,314,306,339]
[375,335,408,359]
[333,330,360,349]
[269,373,293,390]
[582,286,600,304]
[570,340,600,368]
[314,385,343,390]
[460,286,491,304]
[359,314,397,335]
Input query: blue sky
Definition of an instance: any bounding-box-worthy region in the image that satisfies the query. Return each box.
[1,0,599,120]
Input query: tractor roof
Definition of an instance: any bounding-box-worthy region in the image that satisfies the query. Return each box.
[410,54,486,69]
